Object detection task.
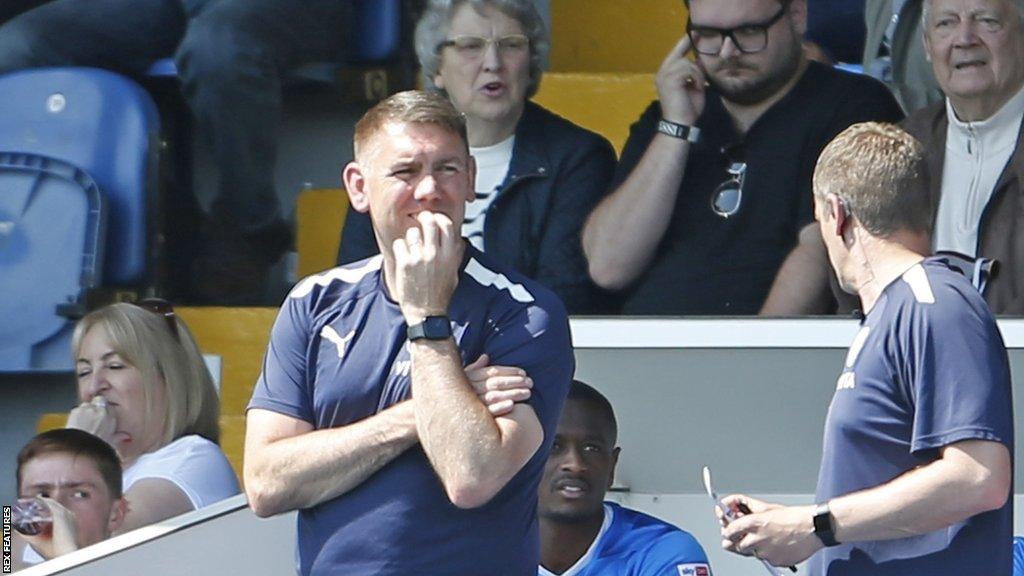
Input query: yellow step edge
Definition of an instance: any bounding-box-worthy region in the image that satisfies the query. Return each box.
[177,307,278,416]
[550,1,688,73]
[534,72,657,153]
[297,188,348,278]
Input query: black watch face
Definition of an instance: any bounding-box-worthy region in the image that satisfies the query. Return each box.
[422,316,452,339]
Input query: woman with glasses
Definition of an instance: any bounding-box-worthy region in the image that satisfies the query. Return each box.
[338,0,617,314]
[62,302,239,535]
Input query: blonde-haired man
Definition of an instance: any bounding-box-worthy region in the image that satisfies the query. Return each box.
[720,123,1014,575]
[245,90,573,576]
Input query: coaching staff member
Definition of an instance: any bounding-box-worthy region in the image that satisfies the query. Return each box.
[718,122,1014,575]
[243,90,573,576]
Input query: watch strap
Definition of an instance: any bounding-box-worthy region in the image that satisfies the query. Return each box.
[813,502,840,547]
[657,119,701,143]
[407,315,452,341]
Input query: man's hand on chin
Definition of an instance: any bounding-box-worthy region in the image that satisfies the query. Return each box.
[393,211,464,324]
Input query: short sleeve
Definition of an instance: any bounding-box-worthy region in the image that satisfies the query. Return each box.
[484,295,574,440]
[901,286,1013,454]
[125,436,240,510]
[247,293,315,423]
[609,101,661,191]
[638,530,713,576]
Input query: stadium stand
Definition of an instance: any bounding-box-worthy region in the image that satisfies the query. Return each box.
[0,68,159,371]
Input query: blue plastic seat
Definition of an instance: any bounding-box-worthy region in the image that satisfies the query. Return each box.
[0,67,159,287]
[0,153,106,371]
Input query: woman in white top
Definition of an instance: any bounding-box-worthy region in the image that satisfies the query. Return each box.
[66,301,240,533]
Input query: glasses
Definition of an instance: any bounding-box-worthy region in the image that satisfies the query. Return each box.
[133,298,179,340]
[687,4,788,55]
[711,161,747,218]
[438,34,530,59]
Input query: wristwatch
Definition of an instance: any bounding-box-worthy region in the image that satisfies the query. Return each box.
[407,316,452,341]
[813,502,840,547]
[657,119,701,143]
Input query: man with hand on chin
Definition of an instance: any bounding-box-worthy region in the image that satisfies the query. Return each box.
[718,123,1014,575]
[244,90,573,576]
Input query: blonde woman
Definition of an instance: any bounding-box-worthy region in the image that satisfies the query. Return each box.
[65,301,239,533]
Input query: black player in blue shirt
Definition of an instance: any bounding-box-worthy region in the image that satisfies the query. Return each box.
[719,122,1014,575]
[539,380,711,576]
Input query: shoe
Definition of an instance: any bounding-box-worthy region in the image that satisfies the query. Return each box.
[185,219,294,305]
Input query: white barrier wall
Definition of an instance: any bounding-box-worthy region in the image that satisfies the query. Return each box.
[14,318,1024,576]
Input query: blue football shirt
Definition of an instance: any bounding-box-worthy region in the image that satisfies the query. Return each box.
[249,247,574,576]
[811,258,1014,575]
[539,502,712,576]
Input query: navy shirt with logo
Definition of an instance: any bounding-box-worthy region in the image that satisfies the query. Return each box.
[249,247,573,576]
[812,258,1013,575]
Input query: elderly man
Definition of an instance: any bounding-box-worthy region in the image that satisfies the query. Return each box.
[539,381,710,576]
[720,123,1013,575]
[12,429,127,570]
[763,0,1024,314]
[582,0,901,315]
[244,90,573,576]
[863,0,944,113]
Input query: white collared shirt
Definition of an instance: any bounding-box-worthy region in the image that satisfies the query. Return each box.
[934,85,1024,256]
[463,135,515,251]
[538,504,614,576]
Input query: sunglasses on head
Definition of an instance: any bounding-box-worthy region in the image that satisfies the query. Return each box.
[132,298,179,340]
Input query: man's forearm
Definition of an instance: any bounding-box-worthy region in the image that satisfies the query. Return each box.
[760,223,833,315]
[245,403,418,516]
[829,442,1011,542]
[410,339,540,508]
[582,135,690,290]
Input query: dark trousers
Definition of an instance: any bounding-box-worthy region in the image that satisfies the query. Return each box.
[0,0,348,234]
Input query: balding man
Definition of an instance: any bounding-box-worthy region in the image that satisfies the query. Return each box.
[763,0,1024,314]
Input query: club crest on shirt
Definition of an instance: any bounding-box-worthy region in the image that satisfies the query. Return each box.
[677,564,710,576]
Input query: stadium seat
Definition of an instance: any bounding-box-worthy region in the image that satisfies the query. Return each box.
[0,153,106,371]
[0,67,160,287]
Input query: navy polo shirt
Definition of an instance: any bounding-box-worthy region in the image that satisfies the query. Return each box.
[811,258,1013,575]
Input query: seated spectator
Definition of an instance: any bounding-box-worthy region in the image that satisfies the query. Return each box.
[59,301,239,548]
[11,429,127,570]
[762,0,1024,315]
[539,380,711,575]
[337,0,617,314]
[0,1,351,303]
[581,0,902,315]
[805,0,866,64]
[863,0,943,114]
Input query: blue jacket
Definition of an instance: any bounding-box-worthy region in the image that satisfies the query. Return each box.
[337,101,617,314]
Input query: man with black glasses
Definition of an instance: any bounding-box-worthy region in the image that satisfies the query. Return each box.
[582,0,902,315]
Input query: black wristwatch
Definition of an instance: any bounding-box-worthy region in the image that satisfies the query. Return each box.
[657,118,701,143]
[813,502,840,547]
[407,316,452,341]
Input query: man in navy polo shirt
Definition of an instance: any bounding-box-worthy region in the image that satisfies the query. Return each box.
[718,122,1014,575]
[243,90,573,576]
